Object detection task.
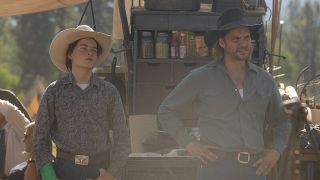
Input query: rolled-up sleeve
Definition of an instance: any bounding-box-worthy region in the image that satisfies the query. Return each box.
[157,73,199,147]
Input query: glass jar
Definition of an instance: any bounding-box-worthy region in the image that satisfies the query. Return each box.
[155,32,169,59]
[141,31,154,58]
[179,32,187,59]
[170,31,179,58]
[187,31,195,57]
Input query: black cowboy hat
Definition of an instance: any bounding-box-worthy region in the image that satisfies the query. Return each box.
[204,8,262,48]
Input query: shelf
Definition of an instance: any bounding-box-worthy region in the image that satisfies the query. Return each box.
[136,58,212,64]
[132,7,265,31]
[132,7,266,16]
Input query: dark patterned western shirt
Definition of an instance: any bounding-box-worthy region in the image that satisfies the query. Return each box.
[33,74,130,177]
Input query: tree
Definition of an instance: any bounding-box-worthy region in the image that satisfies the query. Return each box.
[14,12,57,90]
[287,1,320,81]
[0,17,20,90]
[12,0,114,92]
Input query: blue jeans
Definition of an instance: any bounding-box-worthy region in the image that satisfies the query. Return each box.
[54,157,108,180]
[197,159,266,180]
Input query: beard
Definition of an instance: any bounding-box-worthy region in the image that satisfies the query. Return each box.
[232,45,253,62]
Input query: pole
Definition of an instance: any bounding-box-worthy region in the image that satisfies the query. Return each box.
[278,20,284,66]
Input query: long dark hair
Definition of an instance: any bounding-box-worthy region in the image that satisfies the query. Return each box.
[212,38,224,62]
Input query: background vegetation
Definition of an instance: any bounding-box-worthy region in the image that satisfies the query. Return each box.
[0,0,319,100]
[0,0,113,99]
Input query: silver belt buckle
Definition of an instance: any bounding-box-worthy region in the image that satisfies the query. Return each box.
[75,155,89,165]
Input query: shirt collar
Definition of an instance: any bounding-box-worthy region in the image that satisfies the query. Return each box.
[62,73,100,88]
[208,60,259,73]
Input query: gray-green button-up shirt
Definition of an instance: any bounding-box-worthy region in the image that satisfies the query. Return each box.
[158,61,291,154]
[33,74,130,177]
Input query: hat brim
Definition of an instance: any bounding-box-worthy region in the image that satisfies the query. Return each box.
[204,24,262,48]
[49,28,112,72]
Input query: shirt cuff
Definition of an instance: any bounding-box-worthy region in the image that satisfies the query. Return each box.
[176,129,193,148]
[272,141,287,155]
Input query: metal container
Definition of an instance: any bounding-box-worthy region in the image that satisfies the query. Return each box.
[155,32,169,59]
[212,0,242,12]
[141,31,154,59]
[145,0,200,11]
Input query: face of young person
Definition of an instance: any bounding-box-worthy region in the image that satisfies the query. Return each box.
[69,38,99,71]
[219,26,253,62]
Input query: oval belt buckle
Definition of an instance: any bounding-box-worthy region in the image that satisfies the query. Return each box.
[75,155,89,165]
[237,152,250,164]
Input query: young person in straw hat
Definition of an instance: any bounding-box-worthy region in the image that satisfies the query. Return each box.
[33,25,130,180]
[158,8,291,180]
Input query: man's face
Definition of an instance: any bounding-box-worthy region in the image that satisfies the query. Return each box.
[0,113,7,129]
[69,38,99,71]
[219,26,253,62]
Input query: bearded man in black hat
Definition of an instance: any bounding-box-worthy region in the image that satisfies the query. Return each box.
[158,8,291,180]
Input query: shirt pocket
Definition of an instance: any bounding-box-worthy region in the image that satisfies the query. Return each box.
[199,86,230,116]
[247,89,271,119]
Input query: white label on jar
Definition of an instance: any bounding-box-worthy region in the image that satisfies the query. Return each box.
[179,45,187,59]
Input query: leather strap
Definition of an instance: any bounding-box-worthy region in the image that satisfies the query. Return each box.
[213,149,260,165]
[56,149,109,166]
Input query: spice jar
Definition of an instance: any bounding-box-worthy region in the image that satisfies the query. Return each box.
[179,32,187,59]
[141,31,154,58]
[170,31,179,59]
[187,32,195,57]
[156,32,169,59]
[195,35,209,57]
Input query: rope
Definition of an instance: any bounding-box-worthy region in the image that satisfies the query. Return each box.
[78,0,96,31]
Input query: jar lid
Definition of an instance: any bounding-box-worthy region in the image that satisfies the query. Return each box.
[157,32,168,37]
[142,31,152,36]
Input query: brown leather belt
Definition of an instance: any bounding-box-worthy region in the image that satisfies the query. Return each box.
[56,149,109,166]
[214,150,261,165]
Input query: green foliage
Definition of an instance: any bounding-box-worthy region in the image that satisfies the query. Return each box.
[264,24,297,85]
[287,1,320,81]
[11,0,114,91]
[14,12,57,89]
[0,64,19,89]
[0,17,20,92]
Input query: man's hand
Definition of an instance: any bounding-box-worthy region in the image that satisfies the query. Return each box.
[186,140,218,164]
[96,168,115,180]
[253,149,280,176]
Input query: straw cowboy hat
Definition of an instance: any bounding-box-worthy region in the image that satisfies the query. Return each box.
[49,25,112,72]
[204,8,262,48]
